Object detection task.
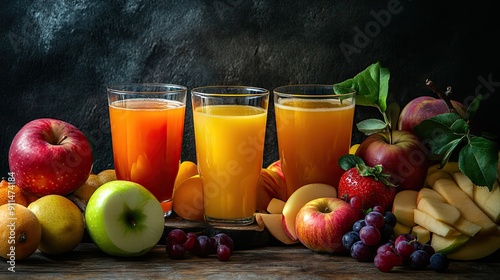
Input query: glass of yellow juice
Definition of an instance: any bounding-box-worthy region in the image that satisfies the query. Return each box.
[273,84,356,197]
[107,83,187,211]
[191,86,269,225]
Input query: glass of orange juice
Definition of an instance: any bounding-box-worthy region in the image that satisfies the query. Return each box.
[107,83,187,209]
[191,86,269,225]
[273,84,356,197]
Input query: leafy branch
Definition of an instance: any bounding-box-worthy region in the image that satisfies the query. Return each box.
[333,62,498,191]
[414,82,498,191]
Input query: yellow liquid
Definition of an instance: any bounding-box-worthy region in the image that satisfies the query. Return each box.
[275,98,355,196]
[193,105,267,222]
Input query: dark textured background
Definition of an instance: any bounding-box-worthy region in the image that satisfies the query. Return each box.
[1,0,499,178]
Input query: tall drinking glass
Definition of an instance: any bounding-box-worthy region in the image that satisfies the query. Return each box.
[191,86,269,225]
[107,83,187,207]
[273,84,356,197]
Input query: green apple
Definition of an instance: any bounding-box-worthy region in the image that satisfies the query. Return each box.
[85,180,165,257]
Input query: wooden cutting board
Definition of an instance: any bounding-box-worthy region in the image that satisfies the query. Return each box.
[80,214,271,250]
[163,215,271,250]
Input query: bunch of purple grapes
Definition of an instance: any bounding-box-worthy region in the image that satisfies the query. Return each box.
[165,229,234,261]
[342,202,449,273]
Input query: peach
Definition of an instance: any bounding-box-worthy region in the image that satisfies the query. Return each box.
[172,175,204,222]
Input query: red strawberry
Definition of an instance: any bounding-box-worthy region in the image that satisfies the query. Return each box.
[338,155,397,211]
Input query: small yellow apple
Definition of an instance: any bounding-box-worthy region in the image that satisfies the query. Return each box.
[28,195,85,254]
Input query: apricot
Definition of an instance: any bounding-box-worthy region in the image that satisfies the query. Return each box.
[172,175,204,222]
[0,203,42,260]
[0,179,29,207]
[173,161,198,191]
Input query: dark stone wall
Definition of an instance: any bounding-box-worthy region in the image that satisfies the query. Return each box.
[1,0,499,177]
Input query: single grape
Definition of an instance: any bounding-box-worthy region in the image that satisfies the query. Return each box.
[372,205,385,215]
[376,243,394,255]
[379,224,395,243]
[365,211,385,229]
[192,235,212,257]
[217,244,232,261]
[167,229,187,245]
[166,243,186,259]
[383,211,397,227]
[359,225,381,246]
[394,233,416,247]
[213,233,234,251]
[352,219,366,232]
[395,239,416,261]
[350,241,374,262]
[183,235,197,252]
[409,249,430,270]
[374,251,398,272]
[342,231,360,251]
[430,253,449,273]
[349,196,363,210]
[418,243,436,256]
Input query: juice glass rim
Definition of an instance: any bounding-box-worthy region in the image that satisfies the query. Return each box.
[273,84,356,99]
[191,85,270,98]
[107,83,187,95]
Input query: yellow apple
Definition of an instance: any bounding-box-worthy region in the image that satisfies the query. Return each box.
[28,195,85,254]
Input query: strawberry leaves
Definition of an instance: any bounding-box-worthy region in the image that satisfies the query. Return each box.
[339,155,396,187]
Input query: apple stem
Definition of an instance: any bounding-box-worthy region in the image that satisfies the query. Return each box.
[56,135,68,145]
[425,80,458,115]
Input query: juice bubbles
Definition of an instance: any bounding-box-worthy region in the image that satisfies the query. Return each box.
[274,86,355,197]
[191,86,269,225]
[108,89,186,203]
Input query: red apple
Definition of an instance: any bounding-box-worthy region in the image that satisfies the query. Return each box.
[295,197,361,253]
[266,160,285,182]
[9,118,93,197]
[398,96,466,134]
[355,130,429,192]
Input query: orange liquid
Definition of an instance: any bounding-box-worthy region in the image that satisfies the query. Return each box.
[109,98,185,202]
[193,105,267,222]
[275,98,355,196]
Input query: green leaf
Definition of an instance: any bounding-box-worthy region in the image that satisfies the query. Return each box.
[438,138,464,164]
[459,136,498,191]
[386,102,400,130]
[333,61,389,112]
[465,94,482,121]
[338,154,365,171]
[356,118,387,135]
[414,118,464,156]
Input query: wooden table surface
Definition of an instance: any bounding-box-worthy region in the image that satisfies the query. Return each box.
[2,241,499,279]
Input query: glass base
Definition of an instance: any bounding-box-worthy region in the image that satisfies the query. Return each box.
[204,215,255,226]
